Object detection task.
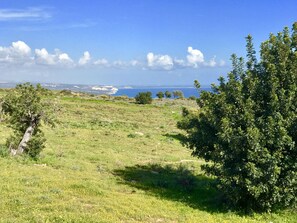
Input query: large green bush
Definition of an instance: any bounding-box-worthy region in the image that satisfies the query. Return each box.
[178,23,297,212]
[135,92,153,104]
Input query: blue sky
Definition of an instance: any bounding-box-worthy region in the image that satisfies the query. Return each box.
[0,0,296,86]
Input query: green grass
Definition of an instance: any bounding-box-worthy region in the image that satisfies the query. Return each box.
[0,93,296,222]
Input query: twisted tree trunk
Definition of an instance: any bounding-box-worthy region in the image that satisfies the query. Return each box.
[10,122,36,156]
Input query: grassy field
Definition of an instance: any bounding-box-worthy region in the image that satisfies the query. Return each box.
[0,92,296,222]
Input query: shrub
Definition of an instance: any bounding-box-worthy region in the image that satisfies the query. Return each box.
[59,89,72,95]
[135,92,152,104]
[178,23,297,212]
[188,96,196,100]
[173,90,184,99]
[156,91,164,99]
[165,91,172,98]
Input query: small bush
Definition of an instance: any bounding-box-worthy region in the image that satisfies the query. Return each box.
[60,89,72,95]
[188,95,196,100]
[173,90,184,99]
[156,91,164,99]
[135,92,152,104]
[165,91,172,98]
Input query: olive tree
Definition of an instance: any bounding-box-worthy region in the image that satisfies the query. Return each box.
[173,90,184,99]
[135,92,153,104]
[165,91,172,98]
[1,83,58,158]
[178,23,297,212]
[156,91,164,99]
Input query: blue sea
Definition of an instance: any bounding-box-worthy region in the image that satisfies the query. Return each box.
[114,87,207,98]
[0,82,211,98]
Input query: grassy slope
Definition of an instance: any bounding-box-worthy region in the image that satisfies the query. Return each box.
[0,94,296,223]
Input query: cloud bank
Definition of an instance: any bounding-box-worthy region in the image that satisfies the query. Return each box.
[0,41,31,64]
[147,52,174,70]
[35,48,73,65]
[145,46,225,70]
[0,41,225,71]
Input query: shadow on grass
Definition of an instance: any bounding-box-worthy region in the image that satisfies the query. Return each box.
[114,164,228,213]
[163,133,187,142]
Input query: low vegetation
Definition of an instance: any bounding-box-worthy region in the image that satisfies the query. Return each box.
[0,90,296,222]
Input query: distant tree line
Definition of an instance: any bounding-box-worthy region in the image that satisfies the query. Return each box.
[156,90,184,99]
[135,90,187,104]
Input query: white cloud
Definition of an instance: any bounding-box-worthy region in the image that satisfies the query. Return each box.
[34,48,73,66]
[94,58,109,66]
[187,46,204,67]
[58,53,72,63]
[0,41,32,64]
[0,7,51,21]
[147,52,174,70]
[12,41,31,55]
[130,60,140,67]
[206,56,217,67]
[0,41,225,73]
[173,58,186,67]
[113,60,126,67]
[78,51,91,65]
[93,59,140,69]
[35,48,54,65]
[146,48,223,70]
[202,57,226,68]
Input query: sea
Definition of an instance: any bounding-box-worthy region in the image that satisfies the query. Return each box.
[0,82,211,98]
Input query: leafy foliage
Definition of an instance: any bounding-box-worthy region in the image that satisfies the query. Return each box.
[188,96,197,100]
[173,90,184,99]
[135,92,153,104]
[1,83,58,158]
[165,91,172,98]
[156,91,165,99]
[178,23,297,212]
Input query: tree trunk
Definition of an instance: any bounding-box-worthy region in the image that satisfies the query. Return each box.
[10,123,35,156]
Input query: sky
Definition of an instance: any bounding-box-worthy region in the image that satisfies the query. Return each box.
[0,0,296,86]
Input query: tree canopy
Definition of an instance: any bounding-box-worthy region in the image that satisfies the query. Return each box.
[135,92,153,104]
[165,91,172,98]
[178,23,297,212]
[156,91,165,99]
[173,90,184,99]
[1,83,58,158]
